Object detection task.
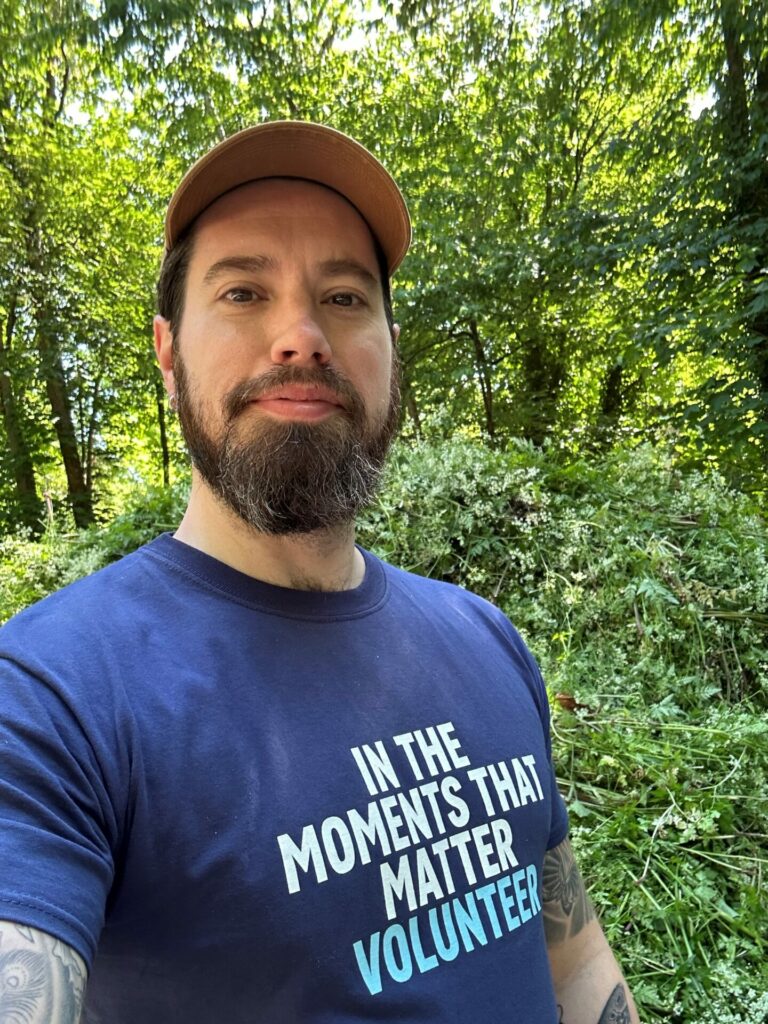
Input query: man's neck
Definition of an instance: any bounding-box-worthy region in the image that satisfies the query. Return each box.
[172,474,365,592]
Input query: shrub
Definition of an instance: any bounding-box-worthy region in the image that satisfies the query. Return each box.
[0,481,188,622]
[359,438,768,1019]
[2,440,767,1020]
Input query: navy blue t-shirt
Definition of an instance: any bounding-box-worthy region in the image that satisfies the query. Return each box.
[0,536,568,1022]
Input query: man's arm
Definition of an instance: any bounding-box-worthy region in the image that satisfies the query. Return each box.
[543,839,640,1024]
[0,921,86,1023]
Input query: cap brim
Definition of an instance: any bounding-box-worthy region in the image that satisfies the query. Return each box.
[164,121,411,275]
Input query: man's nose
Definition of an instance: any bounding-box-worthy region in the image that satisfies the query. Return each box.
[269,313,332,366]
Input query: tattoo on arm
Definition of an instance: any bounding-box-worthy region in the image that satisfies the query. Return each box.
[0,922,86,1023]
[597,983,630,1024]
[542,839,595,945]
[557,984,630,1024]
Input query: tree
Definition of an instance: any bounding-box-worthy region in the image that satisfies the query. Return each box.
[2,0,768,535]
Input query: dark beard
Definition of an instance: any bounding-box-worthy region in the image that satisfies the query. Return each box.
[173,355,400,535]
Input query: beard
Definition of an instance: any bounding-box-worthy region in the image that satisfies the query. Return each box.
[173,351,400,536]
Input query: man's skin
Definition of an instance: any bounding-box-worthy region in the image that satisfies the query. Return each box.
[0,923,87,1021]
[154,178,398,592]
[543,839,639,1023]
[0,178,639,1022]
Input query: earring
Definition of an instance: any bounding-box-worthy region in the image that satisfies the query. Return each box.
[169,393,177,412]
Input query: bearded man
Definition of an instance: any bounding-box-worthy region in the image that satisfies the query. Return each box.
[0,122,638,1024]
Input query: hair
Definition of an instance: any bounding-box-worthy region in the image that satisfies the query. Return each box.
[156,225,197,335]
[156,213,396,340]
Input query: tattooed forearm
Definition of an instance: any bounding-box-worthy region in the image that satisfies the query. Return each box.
[0,922,86,1023]
[542,839,595,945]
[597,983,631,1024]
[557,985,631,1024]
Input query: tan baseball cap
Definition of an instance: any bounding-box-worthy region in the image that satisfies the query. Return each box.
[164,121,412,274]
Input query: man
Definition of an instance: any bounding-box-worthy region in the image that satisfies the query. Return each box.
[0,122,638,1023]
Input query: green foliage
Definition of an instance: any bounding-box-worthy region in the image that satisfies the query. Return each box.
[3,0,768,533]
[0,479,187,620]
[361,438,768,1021]
[558,709,767,1020]
[3,440,766,1020]
[362,437,768,711]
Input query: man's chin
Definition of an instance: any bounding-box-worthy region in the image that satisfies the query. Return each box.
[227,410,355,448]
[211,479,368,537]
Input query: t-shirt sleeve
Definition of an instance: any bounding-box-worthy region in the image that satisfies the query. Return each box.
[0,652,115,966]
[520,643,569,850]
[489,609,569,851]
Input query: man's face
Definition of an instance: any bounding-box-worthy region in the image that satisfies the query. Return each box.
[155,178,400,535]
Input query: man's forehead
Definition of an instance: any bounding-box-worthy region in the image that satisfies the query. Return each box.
[187,177,383,282]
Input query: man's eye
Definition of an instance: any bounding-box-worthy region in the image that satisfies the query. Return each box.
[224,287,257,303]
[329,292,362,307]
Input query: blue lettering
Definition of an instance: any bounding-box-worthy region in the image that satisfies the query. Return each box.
[408,915,439,973]
[512,868,532,924]
[527,864,541,914]
[474,882,503,938]
[354,932,383,996]
[429,902,460,961]
[383,924,413,984]
[454,891,488,952]
[497,875,521,931]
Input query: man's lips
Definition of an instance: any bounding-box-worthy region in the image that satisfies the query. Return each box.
[248,385,347,421]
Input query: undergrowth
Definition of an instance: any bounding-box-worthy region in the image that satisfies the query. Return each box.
[1,440,766,1021]
[361,439,768,1021]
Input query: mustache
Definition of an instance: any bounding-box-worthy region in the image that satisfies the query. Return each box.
[223,365,365,423]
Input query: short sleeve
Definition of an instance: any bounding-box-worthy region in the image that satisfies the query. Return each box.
[0,653,115,965]
[493,614,569,851]
[520,644,569,849]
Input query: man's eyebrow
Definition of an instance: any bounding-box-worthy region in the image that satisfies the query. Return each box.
[202,255,278,284]
[319,259,378,287]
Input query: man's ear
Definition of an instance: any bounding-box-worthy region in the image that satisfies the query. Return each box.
[154,315,175,396]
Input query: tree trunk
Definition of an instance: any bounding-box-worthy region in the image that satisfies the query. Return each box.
[600,362,624,420]
[720,0,768,441]
[85,372,103,496]
[520,333,565,446]
[22,212,94,528]
[5,56,94,528]
[404,389,422,439]
[745,45,768,440]
[0,298,41,533]
[720,0,750,163]
[35,317,94,528]
[467,318,495,439]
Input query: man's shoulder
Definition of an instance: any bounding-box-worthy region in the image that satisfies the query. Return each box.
[0,537,164,648]
[378,556,515,630]
[376,555,549,721]
[376,554,541,677]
